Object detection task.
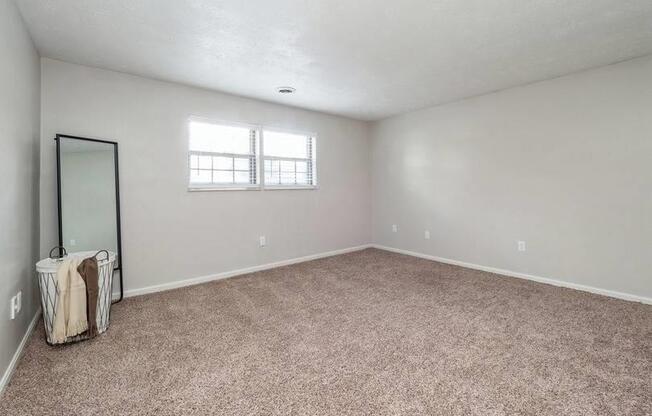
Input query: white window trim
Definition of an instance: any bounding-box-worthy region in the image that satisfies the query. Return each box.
[187,118,261,191]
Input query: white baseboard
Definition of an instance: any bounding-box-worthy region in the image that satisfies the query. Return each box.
[109,242,651,305]
[114,244,373,300]
[0,308,41,396]
[373,244,652,305]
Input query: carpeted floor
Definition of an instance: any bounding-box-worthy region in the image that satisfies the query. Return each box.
[1,248,650,415]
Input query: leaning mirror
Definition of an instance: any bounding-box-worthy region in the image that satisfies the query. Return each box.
[55,134,124,302]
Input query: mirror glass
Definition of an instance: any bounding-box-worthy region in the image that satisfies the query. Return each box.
[59,137,120,269]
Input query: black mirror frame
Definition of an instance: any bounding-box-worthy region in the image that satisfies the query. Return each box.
[54,134,124,303]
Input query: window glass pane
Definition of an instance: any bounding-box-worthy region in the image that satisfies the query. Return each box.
[190,154,199,169]
[213,156,233,170]
[264,131,310,158]
[296,172,308,184]
[296,160,307,173]
[265,157,316,186]
[234,157,250,171]
[265,174,280,185]
[280,160,295,172]
[280,171,296,184]
[188,120,261,188]
[269,160,280,183]
[265,159,281,184]
[262,130,315,187]
[198,155,212,170]
[234,171,250,184]
[190,169,211,184]
[213,171,233,183]
[189,121,253,154]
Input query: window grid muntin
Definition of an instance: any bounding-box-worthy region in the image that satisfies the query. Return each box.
[189,152,256,185]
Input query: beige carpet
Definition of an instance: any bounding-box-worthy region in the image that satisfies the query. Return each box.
[1,248,650,415]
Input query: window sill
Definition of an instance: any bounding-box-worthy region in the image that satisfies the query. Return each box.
[263,185,318,191]
[187,185,318,192]
[188,185,260,192]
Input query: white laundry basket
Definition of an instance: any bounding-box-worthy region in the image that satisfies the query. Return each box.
[36,249,117,345]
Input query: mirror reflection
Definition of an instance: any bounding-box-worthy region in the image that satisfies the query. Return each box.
[59,137,119,269]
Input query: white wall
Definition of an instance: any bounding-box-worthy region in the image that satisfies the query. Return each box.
[36,36,652,308]
[372,55,652,301]
[0,0,41,387]
[40,59,371,293]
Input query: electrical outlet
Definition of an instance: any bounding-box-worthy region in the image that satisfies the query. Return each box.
[10,292,21,320]
[424,230,430,240]
[259,236,266,247]
[70,239,76,246]
[392,224,398,233]
[517,241,526,252]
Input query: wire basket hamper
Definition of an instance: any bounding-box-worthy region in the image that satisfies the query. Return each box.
[36,248,117,345]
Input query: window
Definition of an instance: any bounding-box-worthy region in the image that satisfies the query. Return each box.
[263,130,316,188]
[188,121,258,189]
[187,120,317,191]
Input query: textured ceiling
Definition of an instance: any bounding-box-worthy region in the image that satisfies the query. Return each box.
[16,0,652,120]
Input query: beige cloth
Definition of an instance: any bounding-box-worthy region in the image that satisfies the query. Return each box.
[51,258,88,343]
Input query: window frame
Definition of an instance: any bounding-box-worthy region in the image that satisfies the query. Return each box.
[261,128,318,190]
[186,118,318,192]
[187,118,261,191]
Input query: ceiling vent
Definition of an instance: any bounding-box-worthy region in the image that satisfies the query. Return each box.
[277,86,296,94]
